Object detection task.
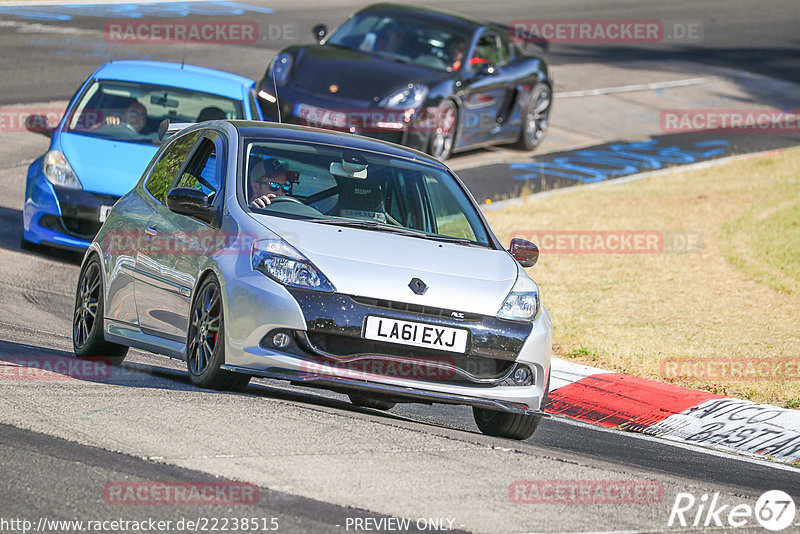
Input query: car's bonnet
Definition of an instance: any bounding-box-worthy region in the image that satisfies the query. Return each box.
[57,132,158,197]
[251,214,519,317]
[289,46,442,102]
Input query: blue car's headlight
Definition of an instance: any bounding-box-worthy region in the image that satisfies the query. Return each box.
[269,53,293,86]
[252,238,335,292]
[380,83,429,110]
[43,150,82,190]
[497,274,541,322]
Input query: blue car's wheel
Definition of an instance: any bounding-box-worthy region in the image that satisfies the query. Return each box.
[516,83,551,151]
[428,100,457,161]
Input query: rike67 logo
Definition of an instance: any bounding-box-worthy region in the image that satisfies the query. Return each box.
[668,490,796,531]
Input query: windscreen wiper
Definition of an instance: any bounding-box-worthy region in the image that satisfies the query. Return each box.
[308,218,488,247]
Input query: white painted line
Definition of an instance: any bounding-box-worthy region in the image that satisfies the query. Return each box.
[555,76,718,99]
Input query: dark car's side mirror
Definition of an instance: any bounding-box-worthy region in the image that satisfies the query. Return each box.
[509,238,538,267]
[312,24,327,43]
[25,114,55,137]
[166,187,217,225]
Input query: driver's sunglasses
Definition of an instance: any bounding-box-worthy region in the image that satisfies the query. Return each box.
[256,179,292,193]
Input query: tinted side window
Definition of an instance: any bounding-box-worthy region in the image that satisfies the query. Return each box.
[145,130,202,203]
[176,138,218,198]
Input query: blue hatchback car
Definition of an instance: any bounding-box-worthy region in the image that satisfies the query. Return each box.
[23,60,263,250]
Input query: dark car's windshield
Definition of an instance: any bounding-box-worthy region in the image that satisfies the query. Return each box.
[326,12,471,72]
[242,140,490,246]
[66,80,245,145]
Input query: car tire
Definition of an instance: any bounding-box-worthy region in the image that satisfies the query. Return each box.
[348,393,396,411]
[73,255,128,365]
[472,371,550,440]
[428,99,458,161]
[515,83,551,151]
[186,275,250,392]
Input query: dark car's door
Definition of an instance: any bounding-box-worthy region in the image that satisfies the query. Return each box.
[457,30,520,148]
[135,130,226,341]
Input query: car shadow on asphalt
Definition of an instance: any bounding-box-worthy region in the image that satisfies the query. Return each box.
[0,337,434,427]
[0,206,82,265]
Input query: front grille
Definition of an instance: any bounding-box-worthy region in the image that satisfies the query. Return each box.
[349,296,482,321]
[303,332,514,384]
[61,216,102,239]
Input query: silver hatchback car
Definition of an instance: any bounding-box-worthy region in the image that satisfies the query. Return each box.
[73,120,552,439]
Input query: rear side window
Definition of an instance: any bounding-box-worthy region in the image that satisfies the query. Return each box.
[176,138,219,199]
[145,130,202,203]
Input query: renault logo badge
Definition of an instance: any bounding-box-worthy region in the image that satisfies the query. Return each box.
[329,84,339,93]
[408,278,427,295]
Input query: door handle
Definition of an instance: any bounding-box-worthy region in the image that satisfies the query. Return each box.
[145,226,158,237]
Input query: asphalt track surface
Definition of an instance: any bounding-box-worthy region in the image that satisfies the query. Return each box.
[1,1,800,532]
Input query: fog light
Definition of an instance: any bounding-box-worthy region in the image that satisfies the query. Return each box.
[273,332,291,348]
[513,366,531,385]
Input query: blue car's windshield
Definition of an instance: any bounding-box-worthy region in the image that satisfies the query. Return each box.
[242,140,491,247]
[326,12,471,72]
[66,80,245,145]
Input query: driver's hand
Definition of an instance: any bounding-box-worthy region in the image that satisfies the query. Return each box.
[104,116,122,126]
[250,194,276,208]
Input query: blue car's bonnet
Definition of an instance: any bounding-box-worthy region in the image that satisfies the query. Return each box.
[57,133,157,196]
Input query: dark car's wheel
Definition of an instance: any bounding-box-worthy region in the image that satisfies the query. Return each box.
[186,275,250,392]
[348,393,396,411]
[428,100,458,161]
[516,83,551,151]
[473,372,550,440]
[73,255,128,365]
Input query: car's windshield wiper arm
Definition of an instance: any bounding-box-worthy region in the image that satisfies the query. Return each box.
[307,218,488,247]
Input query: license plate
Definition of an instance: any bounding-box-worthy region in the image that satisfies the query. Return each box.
[363,316,468,353]
[99,205,113,222]
[295,103,348,128]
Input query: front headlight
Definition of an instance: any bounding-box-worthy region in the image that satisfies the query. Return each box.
[380,83,429,110]
[252,238,335,292]
[43,150,82,190]
[269,53,293,86]
[497,274,541,321]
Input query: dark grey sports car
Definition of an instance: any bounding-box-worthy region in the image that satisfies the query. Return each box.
[257,3,552,160]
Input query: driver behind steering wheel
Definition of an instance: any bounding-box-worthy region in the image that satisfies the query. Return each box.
[249,157,299,208]
[92,101,147,133]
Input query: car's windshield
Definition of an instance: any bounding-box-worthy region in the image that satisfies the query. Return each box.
[66,80,245,145]
[242,140,491,246]
[326,11,471,72]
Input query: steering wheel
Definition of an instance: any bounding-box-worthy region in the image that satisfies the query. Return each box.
[94,121,138,135]
[268,196,305,205]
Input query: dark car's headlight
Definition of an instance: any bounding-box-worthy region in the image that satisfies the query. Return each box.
[497,275,541,322]
[252,238,335,292]
[269,53,293,86]
[380,83,429,110]
[43,150,82,190]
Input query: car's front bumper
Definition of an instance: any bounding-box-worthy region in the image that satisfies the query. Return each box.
[260,87,432,153]
[223,271,552,414]
[24,171,118,250]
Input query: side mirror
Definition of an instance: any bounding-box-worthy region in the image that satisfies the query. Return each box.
[509,238,538,267]
[25,114,55,137]
[166,187,217,225]
[312,24,327,43]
